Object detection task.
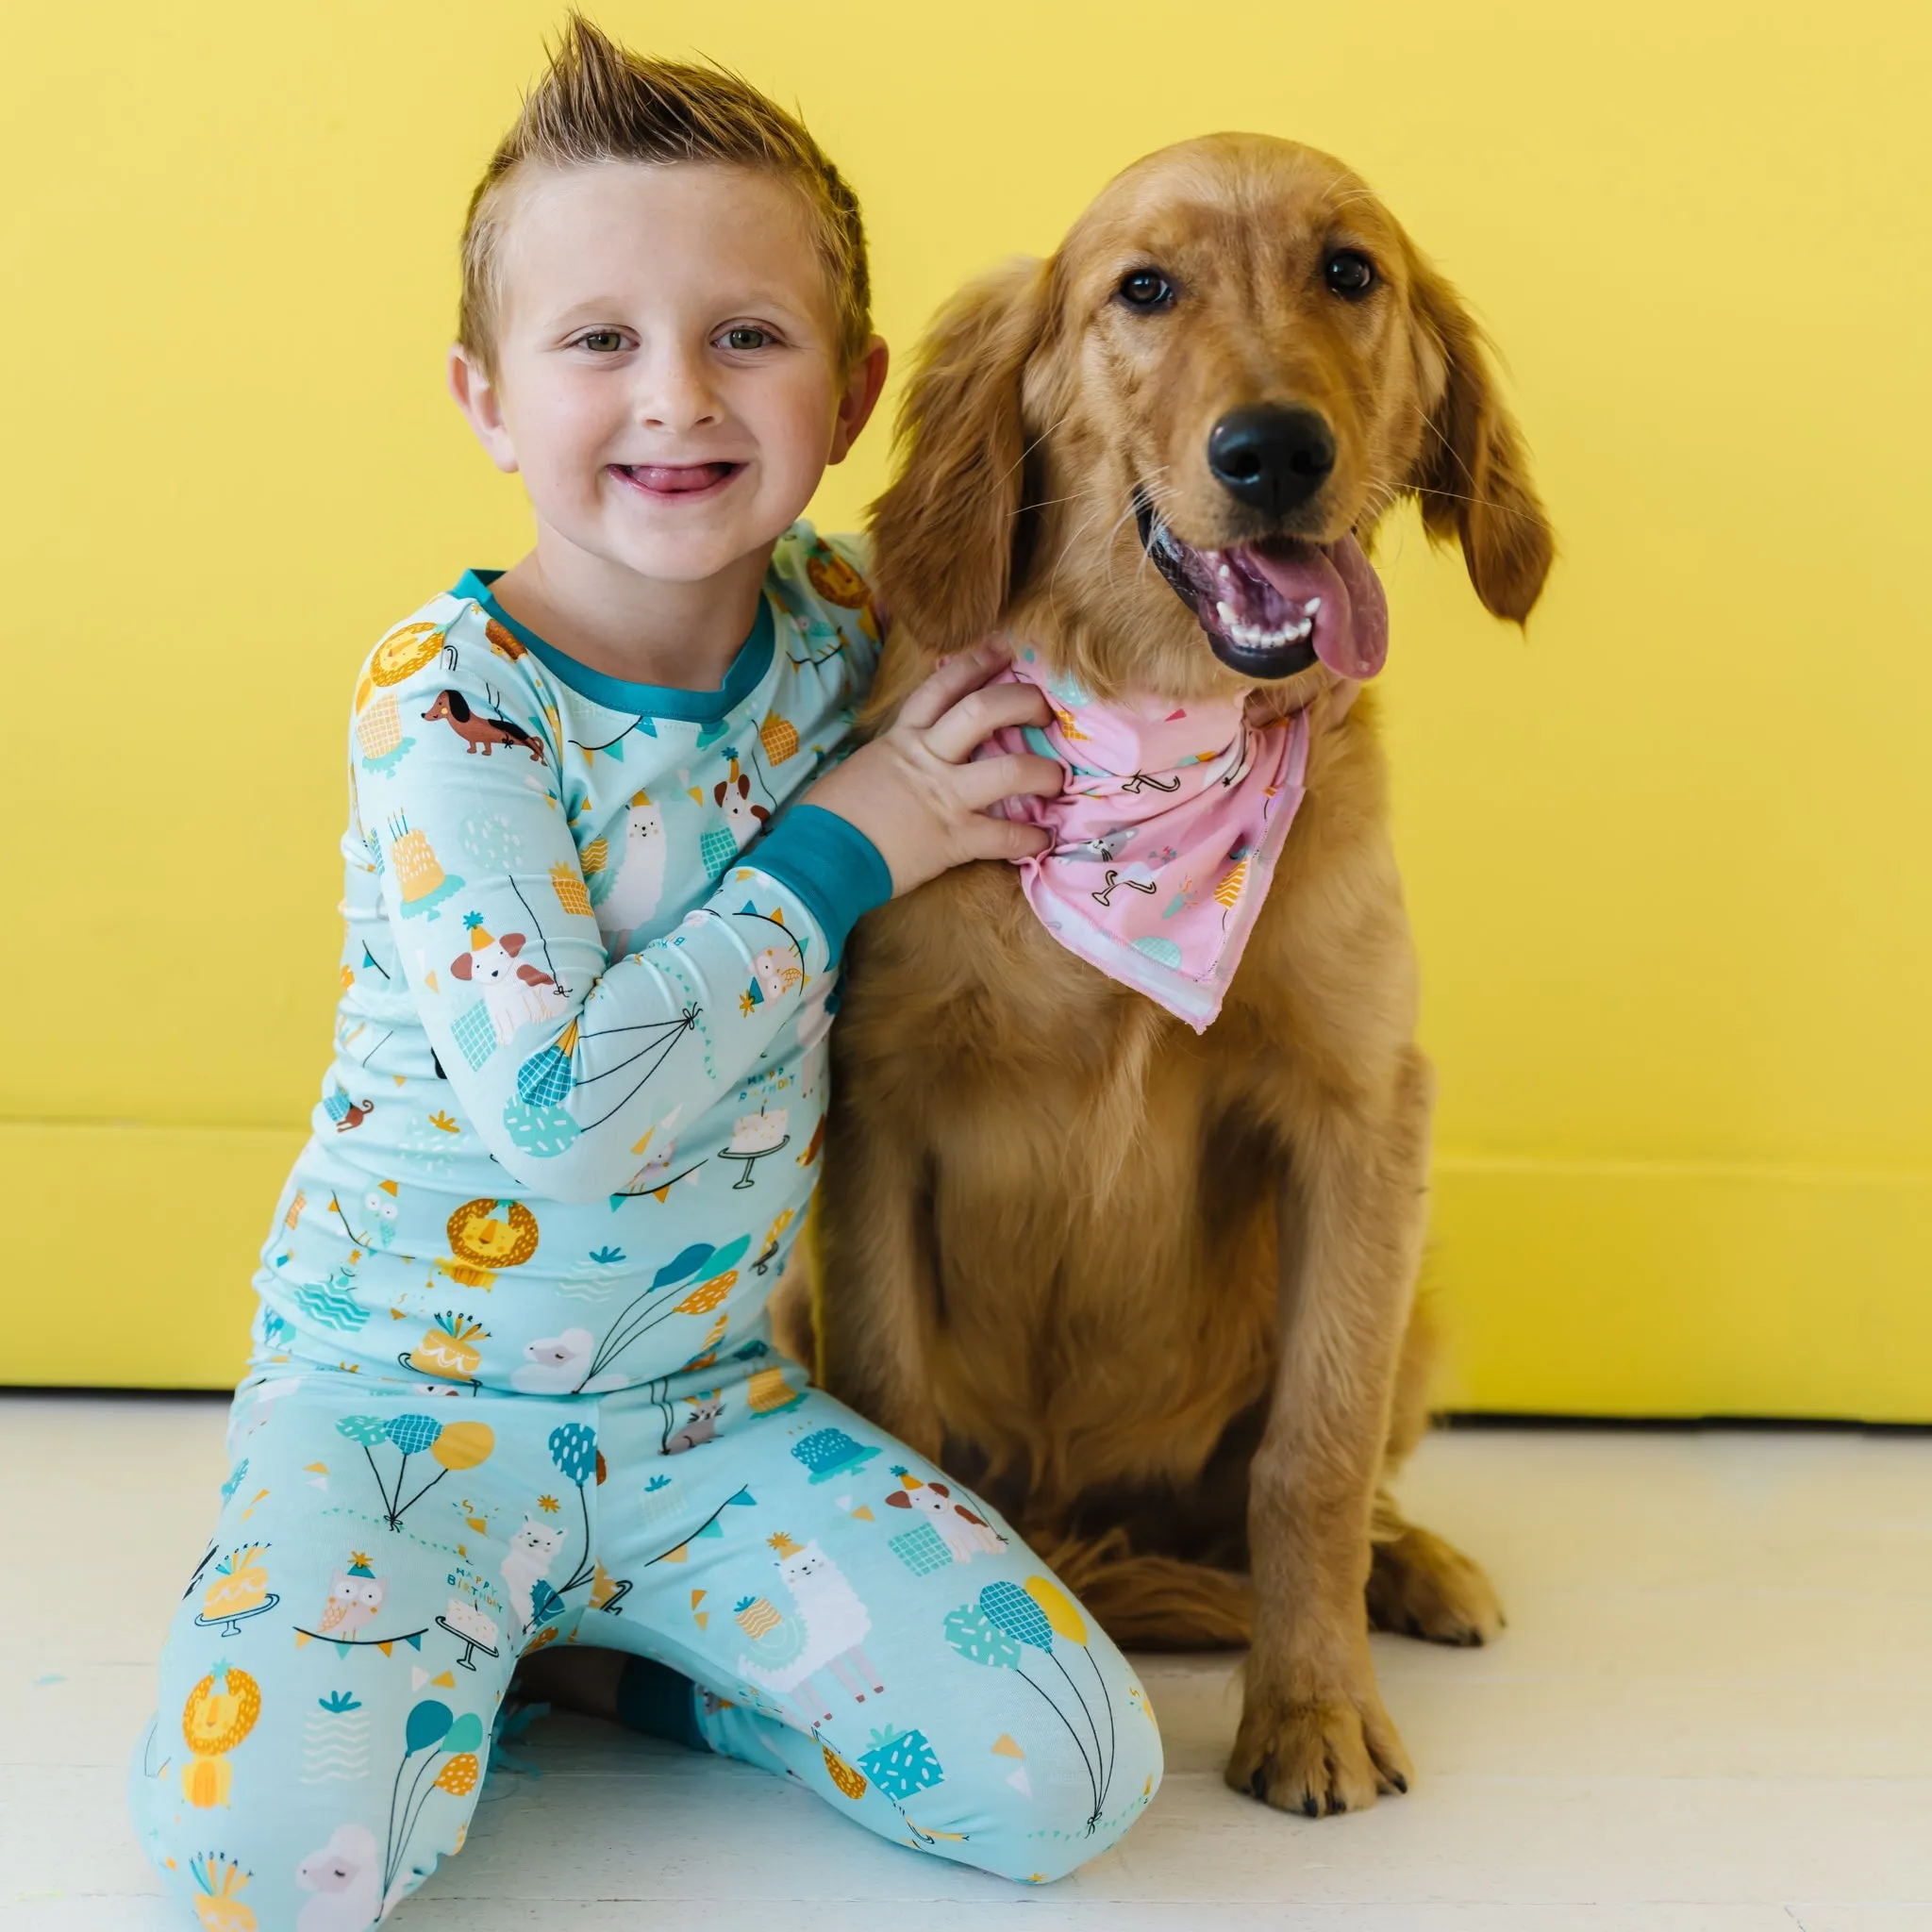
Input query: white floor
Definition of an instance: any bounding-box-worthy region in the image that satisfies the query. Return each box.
[3,1398,1929,1931]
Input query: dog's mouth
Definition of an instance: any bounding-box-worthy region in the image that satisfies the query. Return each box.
[1134,490,1389,682]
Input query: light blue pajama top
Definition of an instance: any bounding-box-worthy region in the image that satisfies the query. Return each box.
[252,522,891,1398]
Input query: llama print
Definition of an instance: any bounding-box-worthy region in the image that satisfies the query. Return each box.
[509,1328,597,1394]
[593,790,668,948]
[737,1531,883,1725]
[294,1822,382,1931]
[500,1517,566,1630]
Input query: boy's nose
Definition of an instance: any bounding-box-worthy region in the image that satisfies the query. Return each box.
[636,346,723,434]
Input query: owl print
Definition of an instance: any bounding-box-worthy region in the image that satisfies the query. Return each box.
[317,1556,386,1636]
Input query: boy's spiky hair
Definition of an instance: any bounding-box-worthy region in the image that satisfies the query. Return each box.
[458,14,871,377]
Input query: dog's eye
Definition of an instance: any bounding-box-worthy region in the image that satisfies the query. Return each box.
[1116,269,1174,310]
[1324,251,1377,300]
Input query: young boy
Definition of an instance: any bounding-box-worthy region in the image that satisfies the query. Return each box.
[129,18,1159,1924]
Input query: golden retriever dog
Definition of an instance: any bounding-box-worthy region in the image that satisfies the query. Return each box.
[791,133,1553,1816]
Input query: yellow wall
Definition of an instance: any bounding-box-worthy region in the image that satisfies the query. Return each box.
[6,2,1928,1409]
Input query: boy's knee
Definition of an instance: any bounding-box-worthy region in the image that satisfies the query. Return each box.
[1021,1715,1163,1881]
[129,1695,420,1928]
[941,1682,1161,1885]
[135,1761,394,1929]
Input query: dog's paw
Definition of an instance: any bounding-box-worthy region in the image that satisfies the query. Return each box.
[1367,1524,1504,1646]
[1224,1679,1413,1816]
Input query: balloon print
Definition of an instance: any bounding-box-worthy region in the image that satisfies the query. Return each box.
[443,1712,485,1755]
[1024,1574,1089,1646]
[547,1423,597,1486]
[535,1422,630,1612]
[378,1698,484,1902]
[431,1421,494,1472]
[404,1699,453,1756]
[338,1412,488,1531]
[944,1575,1118,1834]
[567,1233,753,1392]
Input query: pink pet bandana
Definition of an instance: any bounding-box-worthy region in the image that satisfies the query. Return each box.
[979,649,1312,1032]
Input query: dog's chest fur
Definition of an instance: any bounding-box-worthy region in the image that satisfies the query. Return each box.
[830,713,1414,1507]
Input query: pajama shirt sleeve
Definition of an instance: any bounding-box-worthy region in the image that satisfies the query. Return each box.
[353,618,889,1204]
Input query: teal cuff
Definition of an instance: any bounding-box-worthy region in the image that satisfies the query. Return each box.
[612,1656,709,1754]
[751,804,892,964]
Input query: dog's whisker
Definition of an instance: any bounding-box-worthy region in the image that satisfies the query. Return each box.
[999,408,1075,491]
[1021,482,1109,518]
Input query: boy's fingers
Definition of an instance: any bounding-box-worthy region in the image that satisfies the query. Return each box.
[959,812,1053,864]
[924,681,1052,764]
[956,752,1063,813]
[894,638,1013,732]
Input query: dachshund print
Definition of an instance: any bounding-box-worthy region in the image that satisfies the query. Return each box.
[424,691,547,764]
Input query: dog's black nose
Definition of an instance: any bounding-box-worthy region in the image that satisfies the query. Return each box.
[1207,406,1336,515]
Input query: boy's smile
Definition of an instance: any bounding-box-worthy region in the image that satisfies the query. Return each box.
[449,160,886,686]
[610,461,744,501]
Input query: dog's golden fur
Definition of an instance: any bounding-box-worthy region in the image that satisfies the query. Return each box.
[784,134,1553,1816]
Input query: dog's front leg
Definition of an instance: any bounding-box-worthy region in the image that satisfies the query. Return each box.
[1227,1044,1433,1815]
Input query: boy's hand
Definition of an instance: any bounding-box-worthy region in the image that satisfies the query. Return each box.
[805,640,1061,895]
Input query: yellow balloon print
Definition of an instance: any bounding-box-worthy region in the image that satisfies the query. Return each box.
[431,1420,494,1472]
[1024,1574,1089,1646]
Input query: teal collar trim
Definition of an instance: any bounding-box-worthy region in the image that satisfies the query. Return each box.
[452,570,776,723]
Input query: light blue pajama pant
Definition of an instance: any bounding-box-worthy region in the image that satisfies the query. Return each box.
[129,1363,1161,1926]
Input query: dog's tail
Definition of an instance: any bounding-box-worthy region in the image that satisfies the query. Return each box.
[1031,1526,1253,1650]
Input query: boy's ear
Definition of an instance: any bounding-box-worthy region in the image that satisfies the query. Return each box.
[869,258,1052,655]
[447,343,521,477]
[828,335,891,466]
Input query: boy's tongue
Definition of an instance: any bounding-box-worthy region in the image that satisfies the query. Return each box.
[621,462,736,492]
[1241,534,1390,680]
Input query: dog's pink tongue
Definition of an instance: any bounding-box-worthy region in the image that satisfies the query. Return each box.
[1246,535,1390,680]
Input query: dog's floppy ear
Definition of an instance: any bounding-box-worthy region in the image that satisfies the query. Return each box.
[1406,251,1554,625]
[870,257,1051,655]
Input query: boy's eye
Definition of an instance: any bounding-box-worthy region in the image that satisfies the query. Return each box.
[718,325,774,352]
[577,330,627,353]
